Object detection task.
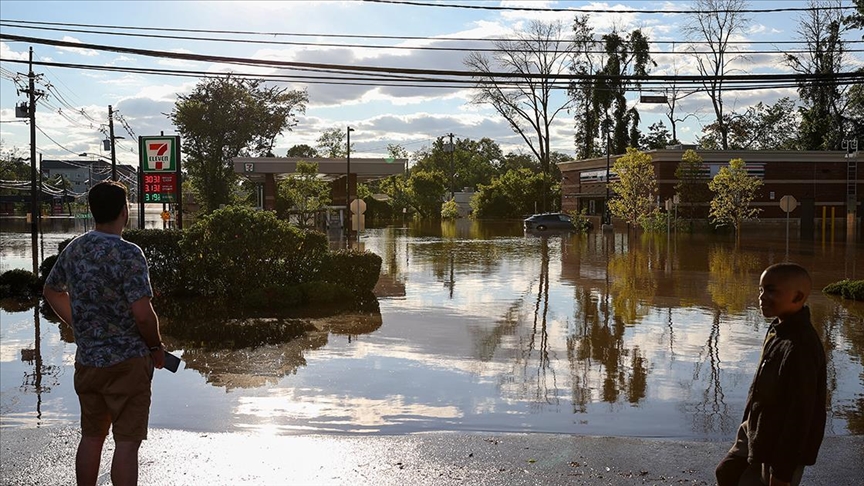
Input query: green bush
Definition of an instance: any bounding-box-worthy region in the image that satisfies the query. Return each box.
[565,208,593,233]
[0,269,40,299]
[179,205,330,296]
[123,229,186,296]
[823,279,864,301]
[441,199,459,220]
[321,249,382,295]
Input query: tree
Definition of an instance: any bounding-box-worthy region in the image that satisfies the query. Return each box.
[286,144,318,158]
[847,0,864,35]
[708,158,762,241]
[683,0,751,150]
[675,149,711,221]
[699,98,800,150]
[465,20,576,211]
[472,168,556,219]
[569,15,602,160]
[785,0,852,150]
[170,76,308,212]
[316,128,353,158]
[275,161,331,228]
[607,148,658,227]
[406,169,446,218]
[592,29,655,154]
[643,122,672,150]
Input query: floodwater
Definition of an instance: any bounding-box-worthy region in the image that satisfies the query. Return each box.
[1,218,863,441]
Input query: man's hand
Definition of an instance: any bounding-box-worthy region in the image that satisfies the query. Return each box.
[151,347,165,369]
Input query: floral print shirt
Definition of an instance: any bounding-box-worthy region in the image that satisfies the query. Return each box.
[45,231,153,367]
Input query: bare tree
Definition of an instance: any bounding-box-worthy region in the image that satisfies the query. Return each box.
[465,20,576,211]
[683,0,751,150]
[785,0,851,150]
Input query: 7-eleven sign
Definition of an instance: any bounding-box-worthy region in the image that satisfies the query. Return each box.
[139,136,179,172]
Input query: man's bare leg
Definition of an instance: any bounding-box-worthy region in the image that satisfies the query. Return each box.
[111,440,141,486]
[76,435,106,486]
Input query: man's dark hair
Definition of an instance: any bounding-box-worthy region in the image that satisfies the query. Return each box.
[88,181,128,224]
[764,262,813,295]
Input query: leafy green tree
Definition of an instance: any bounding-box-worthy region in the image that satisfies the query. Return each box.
[406,169,447,218]
[441,199,459,220]
[708,158,762,241]
[699,98,800,150]
[675,149,711,221]
[472,168,557,218]
[316,128,353,158]
[592,29,655,154]
[607,148,657,227]
[569,15,603,160]
[275,161,331,228]
[0,144,29,181]
[286,144,318,158]
[643,122,672,149]
[170,75,307,213]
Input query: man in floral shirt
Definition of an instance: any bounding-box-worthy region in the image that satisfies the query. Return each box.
[44,181,164,486]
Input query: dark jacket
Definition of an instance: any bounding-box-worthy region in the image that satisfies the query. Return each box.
[743,306,827,482]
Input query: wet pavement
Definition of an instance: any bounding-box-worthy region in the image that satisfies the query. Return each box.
[2,427,862,485]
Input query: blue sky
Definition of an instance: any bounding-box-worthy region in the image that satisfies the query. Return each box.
[1,0,862,168]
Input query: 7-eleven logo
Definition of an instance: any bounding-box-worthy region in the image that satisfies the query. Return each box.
[146,139,174,171]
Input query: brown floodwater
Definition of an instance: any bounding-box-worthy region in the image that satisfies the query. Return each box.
[1,219,862,440]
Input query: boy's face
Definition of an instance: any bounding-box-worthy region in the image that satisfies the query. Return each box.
[758,270,805,320]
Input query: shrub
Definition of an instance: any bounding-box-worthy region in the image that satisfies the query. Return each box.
[441,199,459,220]
[321,249,382,295]
[179,205,330,296]
[823,279,864,301]
[565,208,593,233]
[123,229,186,296]
[0,269,41,299]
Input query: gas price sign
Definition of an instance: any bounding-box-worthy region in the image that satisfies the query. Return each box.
[139,135,181,204]
[143,173,177,203]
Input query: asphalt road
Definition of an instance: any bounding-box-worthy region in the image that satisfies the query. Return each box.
[2,427,862,485]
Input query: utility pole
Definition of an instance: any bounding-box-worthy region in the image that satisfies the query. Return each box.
[448,133,455,200]
[108,105,118,181]
[24,47,45,274]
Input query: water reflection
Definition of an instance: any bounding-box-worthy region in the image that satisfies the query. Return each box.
[1,222,863,438]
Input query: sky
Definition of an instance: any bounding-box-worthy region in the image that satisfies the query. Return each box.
[1,0,862,170]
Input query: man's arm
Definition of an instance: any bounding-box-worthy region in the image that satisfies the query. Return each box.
[131,296,164,369]
[43,286,73,326]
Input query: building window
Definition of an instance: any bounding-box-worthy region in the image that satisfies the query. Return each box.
[589,200,596,214]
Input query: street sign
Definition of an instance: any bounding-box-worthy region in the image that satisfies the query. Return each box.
[139,135,181,205]
[779,195,798,213]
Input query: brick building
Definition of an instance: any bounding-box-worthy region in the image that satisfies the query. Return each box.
[559,148,861,232]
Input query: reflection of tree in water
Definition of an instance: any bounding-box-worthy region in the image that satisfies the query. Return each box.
[158,307,382,390]
[819,298,863,434]
[707,246,761,313]
[607,242,657,325]
[467,238,560,410]
[690,309,733,437]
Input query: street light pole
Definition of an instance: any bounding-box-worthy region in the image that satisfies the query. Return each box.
[346,126,354,246]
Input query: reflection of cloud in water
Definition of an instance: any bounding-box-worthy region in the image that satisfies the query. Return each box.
[235,393,462,433]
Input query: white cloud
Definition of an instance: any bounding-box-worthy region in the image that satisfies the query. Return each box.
[56,36,99,57]
[0,42,28,61]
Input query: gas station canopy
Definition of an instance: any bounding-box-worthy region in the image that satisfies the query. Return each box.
[233,157,407,183]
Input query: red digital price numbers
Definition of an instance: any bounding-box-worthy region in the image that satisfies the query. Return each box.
[143,173,177,203]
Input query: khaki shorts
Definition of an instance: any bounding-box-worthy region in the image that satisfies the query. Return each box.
[74,355,153,442]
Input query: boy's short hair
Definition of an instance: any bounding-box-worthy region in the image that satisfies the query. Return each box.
[764,262,812,294]
[88,181,128,224]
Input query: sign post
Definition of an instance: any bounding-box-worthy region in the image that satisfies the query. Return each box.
[139,136,182,229]
[779,195,798,258]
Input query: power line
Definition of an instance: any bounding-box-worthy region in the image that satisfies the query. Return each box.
[362,0,854,14]
[0,18,859,46]
[2,33,862,88]
[2,20,860,55]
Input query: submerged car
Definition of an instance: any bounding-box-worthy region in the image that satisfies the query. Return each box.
[523,212,581,232]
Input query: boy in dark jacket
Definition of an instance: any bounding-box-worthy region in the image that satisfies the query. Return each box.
[715,262,827,486]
